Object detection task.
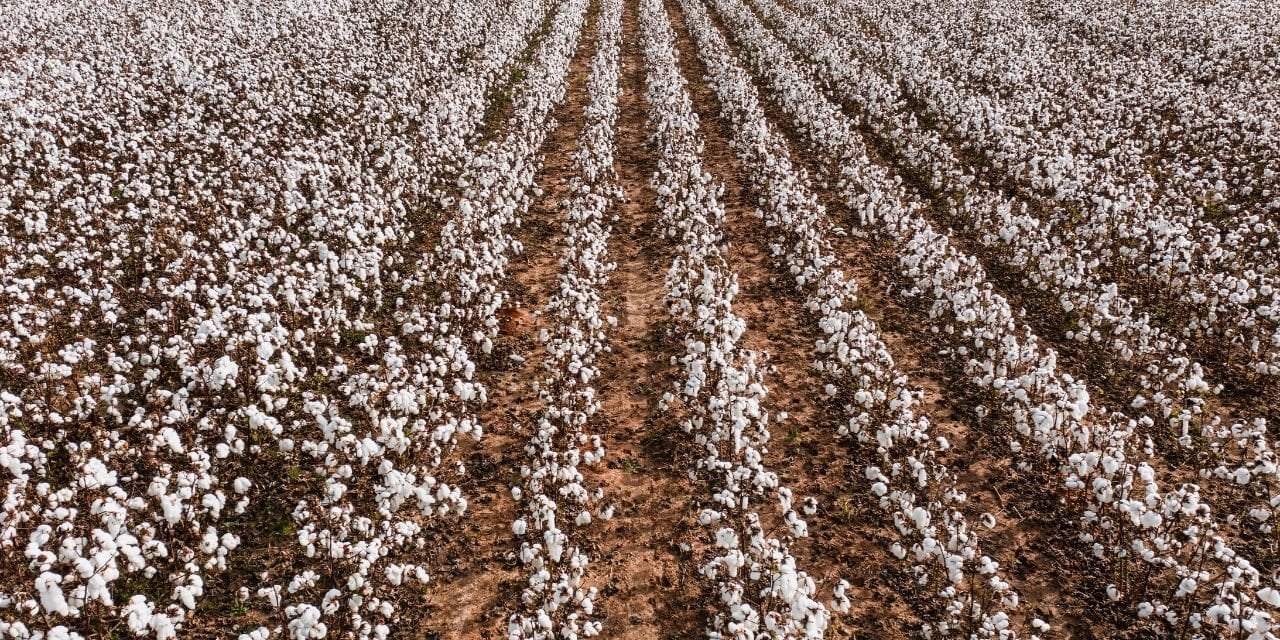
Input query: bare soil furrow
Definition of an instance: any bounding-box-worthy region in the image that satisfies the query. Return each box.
[585,1,703,636]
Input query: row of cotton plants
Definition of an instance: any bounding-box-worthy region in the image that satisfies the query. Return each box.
[676,0,1020,635]
[261,0,594,637]
[507,0,622,637]
[801,0,1280,380]
[701,0,1280,635]
[744,0,1280,529]
[0,0,553,638]
[638,0,828,636]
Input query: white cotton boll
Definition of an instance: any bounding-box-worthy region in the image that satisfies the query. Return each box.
[512,519,527,536]
[1032,619,1051,632]
[200,529,219,554]
[1259,587,1280,607]
[715,528,739,549]
[802,497,818,516]
[154,611,179,637]
[287,604,326,640]
[576,511,592,526]
[1106,584,1120,601]
[830,579,852,614]
[257,342,275,361]
[210,355,240,390]
[45,628,74,640]
[37,572,70,615]
[519,545,538,565]
[1072,388,1091,416]
[125,596,154,633]
[233,477,252,494]
[1207,604,1232,624]
[160,427,185,453]
[1235,468,1253,484]
[909,507,930,529]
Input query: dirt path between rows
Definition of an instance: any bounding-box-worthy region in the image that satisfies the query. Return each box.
[583,1,705,637]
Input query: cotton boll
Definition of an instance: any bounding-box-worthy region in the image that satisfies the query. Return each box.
[830,580,851,614]
[37,572,71,616]
[1259,588,1280,608]
[715,528,739,550]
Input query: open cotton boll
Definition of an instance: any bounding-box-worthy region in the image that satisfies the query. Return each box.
[36,572,71,616]
[1259,588,1280,608]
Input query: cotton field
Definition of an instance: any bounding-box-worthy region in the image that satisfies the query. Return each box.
[2,0,1278,638]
